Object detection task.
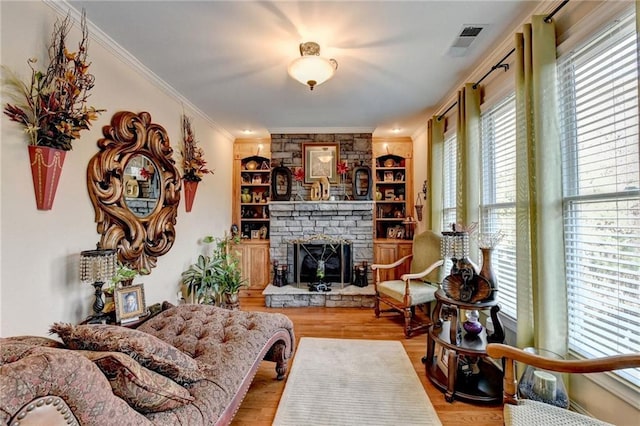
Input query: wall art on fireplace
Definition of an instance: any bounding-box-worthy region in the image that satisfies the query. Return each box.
[303,143,339,184]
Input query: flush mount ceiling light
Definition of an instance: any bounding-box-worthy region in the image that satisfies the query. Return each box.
[288,42,338,91]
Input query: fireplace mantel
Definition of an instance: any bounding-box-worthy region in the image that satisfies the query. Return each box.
[269,200,374,213]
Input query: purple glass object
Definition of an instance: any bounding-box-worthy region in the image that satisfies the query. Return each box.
[463,310,483,335]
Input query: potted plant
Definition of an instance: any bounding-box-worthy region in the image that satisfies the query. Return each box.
[2,11,104,210]
[206,234,247,309]
[180,114,214,212]
[181,234,246,308]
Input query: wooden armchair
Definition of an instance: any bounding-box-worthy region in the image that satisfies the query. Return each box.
[371,231,443,338]
[487,343,640,426]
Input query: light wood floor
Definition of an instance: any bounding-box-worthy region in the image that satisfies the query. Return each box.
[232,296,503,426]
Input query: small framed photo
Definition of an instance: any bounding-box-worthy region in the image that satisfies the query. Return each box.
[251,229,260,239]
[384,171,394,182]
[114,284,146,323]
[435,343,451,377]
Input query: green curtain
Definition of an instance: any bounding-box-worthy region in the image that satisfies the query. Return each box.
[455,83,481,263]
[514,16,567,355]
[428,117,444,233]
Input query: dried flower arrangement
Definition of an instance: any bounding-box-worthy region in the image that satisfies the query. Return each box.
[2,11,103,151]
[181,114,214,182]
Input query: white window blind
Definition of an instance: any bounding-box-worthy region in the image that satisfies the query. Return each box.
[558,9,639,386]
[480,94,517,319]
[442,133,457,273]
[442,133,457,231]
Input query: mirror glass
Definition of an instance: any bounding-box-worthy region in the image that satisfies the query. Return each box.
[123,155,160,217]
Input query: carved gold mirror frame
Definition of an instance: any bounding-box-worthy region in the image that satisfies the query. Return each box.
[87,111,181,272]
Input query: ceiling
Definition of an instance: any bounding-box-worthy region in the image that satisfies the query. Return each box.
[68,1,540,139]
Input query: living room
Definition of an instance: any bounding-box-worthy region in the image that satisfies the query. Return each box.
[1,1,638,425]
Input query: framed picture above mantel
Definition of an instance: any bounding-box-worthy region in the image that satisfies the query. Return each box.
[303,143,339,184]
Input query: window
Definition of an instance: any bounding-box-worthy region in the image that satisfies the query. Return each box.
[480,94,517,319]
[558,9,639,386]
[442,133,457,230]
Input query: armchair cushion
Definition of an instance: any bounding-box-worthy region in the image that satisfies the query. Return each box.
[50,323,204,384]
[78,350,194,414]
[505,400,612,426]
[378,279,438,305]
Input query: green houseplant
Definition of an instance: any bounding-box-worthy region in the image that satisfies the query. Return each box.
[182,234,246,308]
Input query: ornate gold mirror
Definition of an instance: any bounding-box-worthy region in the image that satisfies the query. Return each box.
[87,111,181,272]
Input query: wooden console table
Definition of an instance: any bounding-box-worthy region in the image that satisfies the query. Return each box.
[423,289,505,403]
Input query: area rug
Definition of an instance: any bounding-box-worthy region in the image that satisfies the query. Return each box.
[273,337,442,426]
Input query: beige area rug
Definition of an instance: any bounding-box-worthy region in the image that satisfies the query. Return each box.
[273,337,442,426]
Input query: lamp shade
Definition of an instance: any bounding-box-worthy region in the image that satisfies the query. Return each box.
[80,247,117,283]
[288,42,338,90]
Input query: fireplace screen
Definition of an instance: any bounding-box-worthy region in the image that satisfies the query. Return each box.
[293,241,352,287]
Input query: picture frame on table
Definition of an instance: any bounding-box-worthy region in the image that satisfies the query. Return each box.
[114,284,146,323]
[435,342,451,377]
[303,143,339,184]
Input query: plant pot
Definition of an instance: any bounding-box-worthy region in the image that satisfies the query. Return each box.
[224,292,240,310]
[28,145,66,210]
[184,180,199,212]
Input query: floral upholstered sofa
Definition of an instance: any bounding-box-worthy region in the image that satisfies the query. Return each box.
[0,304,295,425]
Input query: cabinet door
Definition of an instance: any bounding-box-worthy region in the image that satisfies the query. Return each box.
[239,242,270,296]
[374,241,413,282]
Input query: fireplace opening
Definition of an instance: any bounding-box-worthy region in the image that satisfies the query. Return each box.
[293,241,352,287]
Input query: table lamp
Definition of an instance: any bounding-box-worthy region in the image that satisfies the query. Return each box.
[80,245,117,318]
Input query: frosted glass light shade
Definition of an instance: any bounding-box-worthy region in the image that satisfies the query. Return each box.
[288,54,337,90]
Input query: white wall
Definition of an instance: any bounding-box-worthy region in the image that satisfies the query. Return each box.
[0,1,233,336]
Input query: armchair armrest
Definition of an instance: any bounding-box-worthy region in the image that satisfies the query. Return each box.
[486,343,640,405]
[401,259,444,281]
[371,254,413,270]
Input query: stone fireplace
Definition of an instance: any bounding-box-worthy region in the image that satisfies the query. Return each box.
[265,200,375,307]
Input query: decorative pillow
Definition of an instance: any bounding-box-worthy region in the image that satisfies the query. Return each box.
[50,323,204,384]
[78,350,194,413]
[0,336,65,365]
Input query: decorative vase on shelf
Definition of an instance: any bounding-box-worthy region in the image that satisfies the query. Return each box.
[241,188,252,203]
[463,309,483,336]
[28,145,66,210]
[479,247,498,301]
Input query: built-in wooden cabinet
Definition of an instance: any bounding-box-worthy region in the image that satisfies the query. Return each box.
[233,139,271,293]
[237,240,271,296]
[374,240,413,282]
[372,137,415,280]
[372,137,414,240]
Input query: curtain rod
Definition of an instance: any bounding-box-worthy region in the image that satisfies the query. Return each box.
[472,48,516,89]
[437,101,457,122]
[437,0,569,122]
[545,0,569,23]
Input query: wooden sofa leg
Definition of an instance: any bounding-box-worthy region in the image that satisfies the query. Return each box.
[374,296,381,318]
[271,342,289,380]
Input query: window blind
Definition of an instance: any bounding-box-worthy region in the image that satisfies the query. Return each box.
[442,133,457,229]
[558,9,639,386]
[442,134,457,272]
[480,94,517,319]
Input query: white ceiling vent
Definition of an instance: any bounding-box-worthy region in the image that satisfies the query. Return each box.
[446,25,487,57]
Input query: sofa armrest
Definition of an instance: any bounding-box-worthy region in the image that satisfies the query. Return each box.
[0,346,152,426]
